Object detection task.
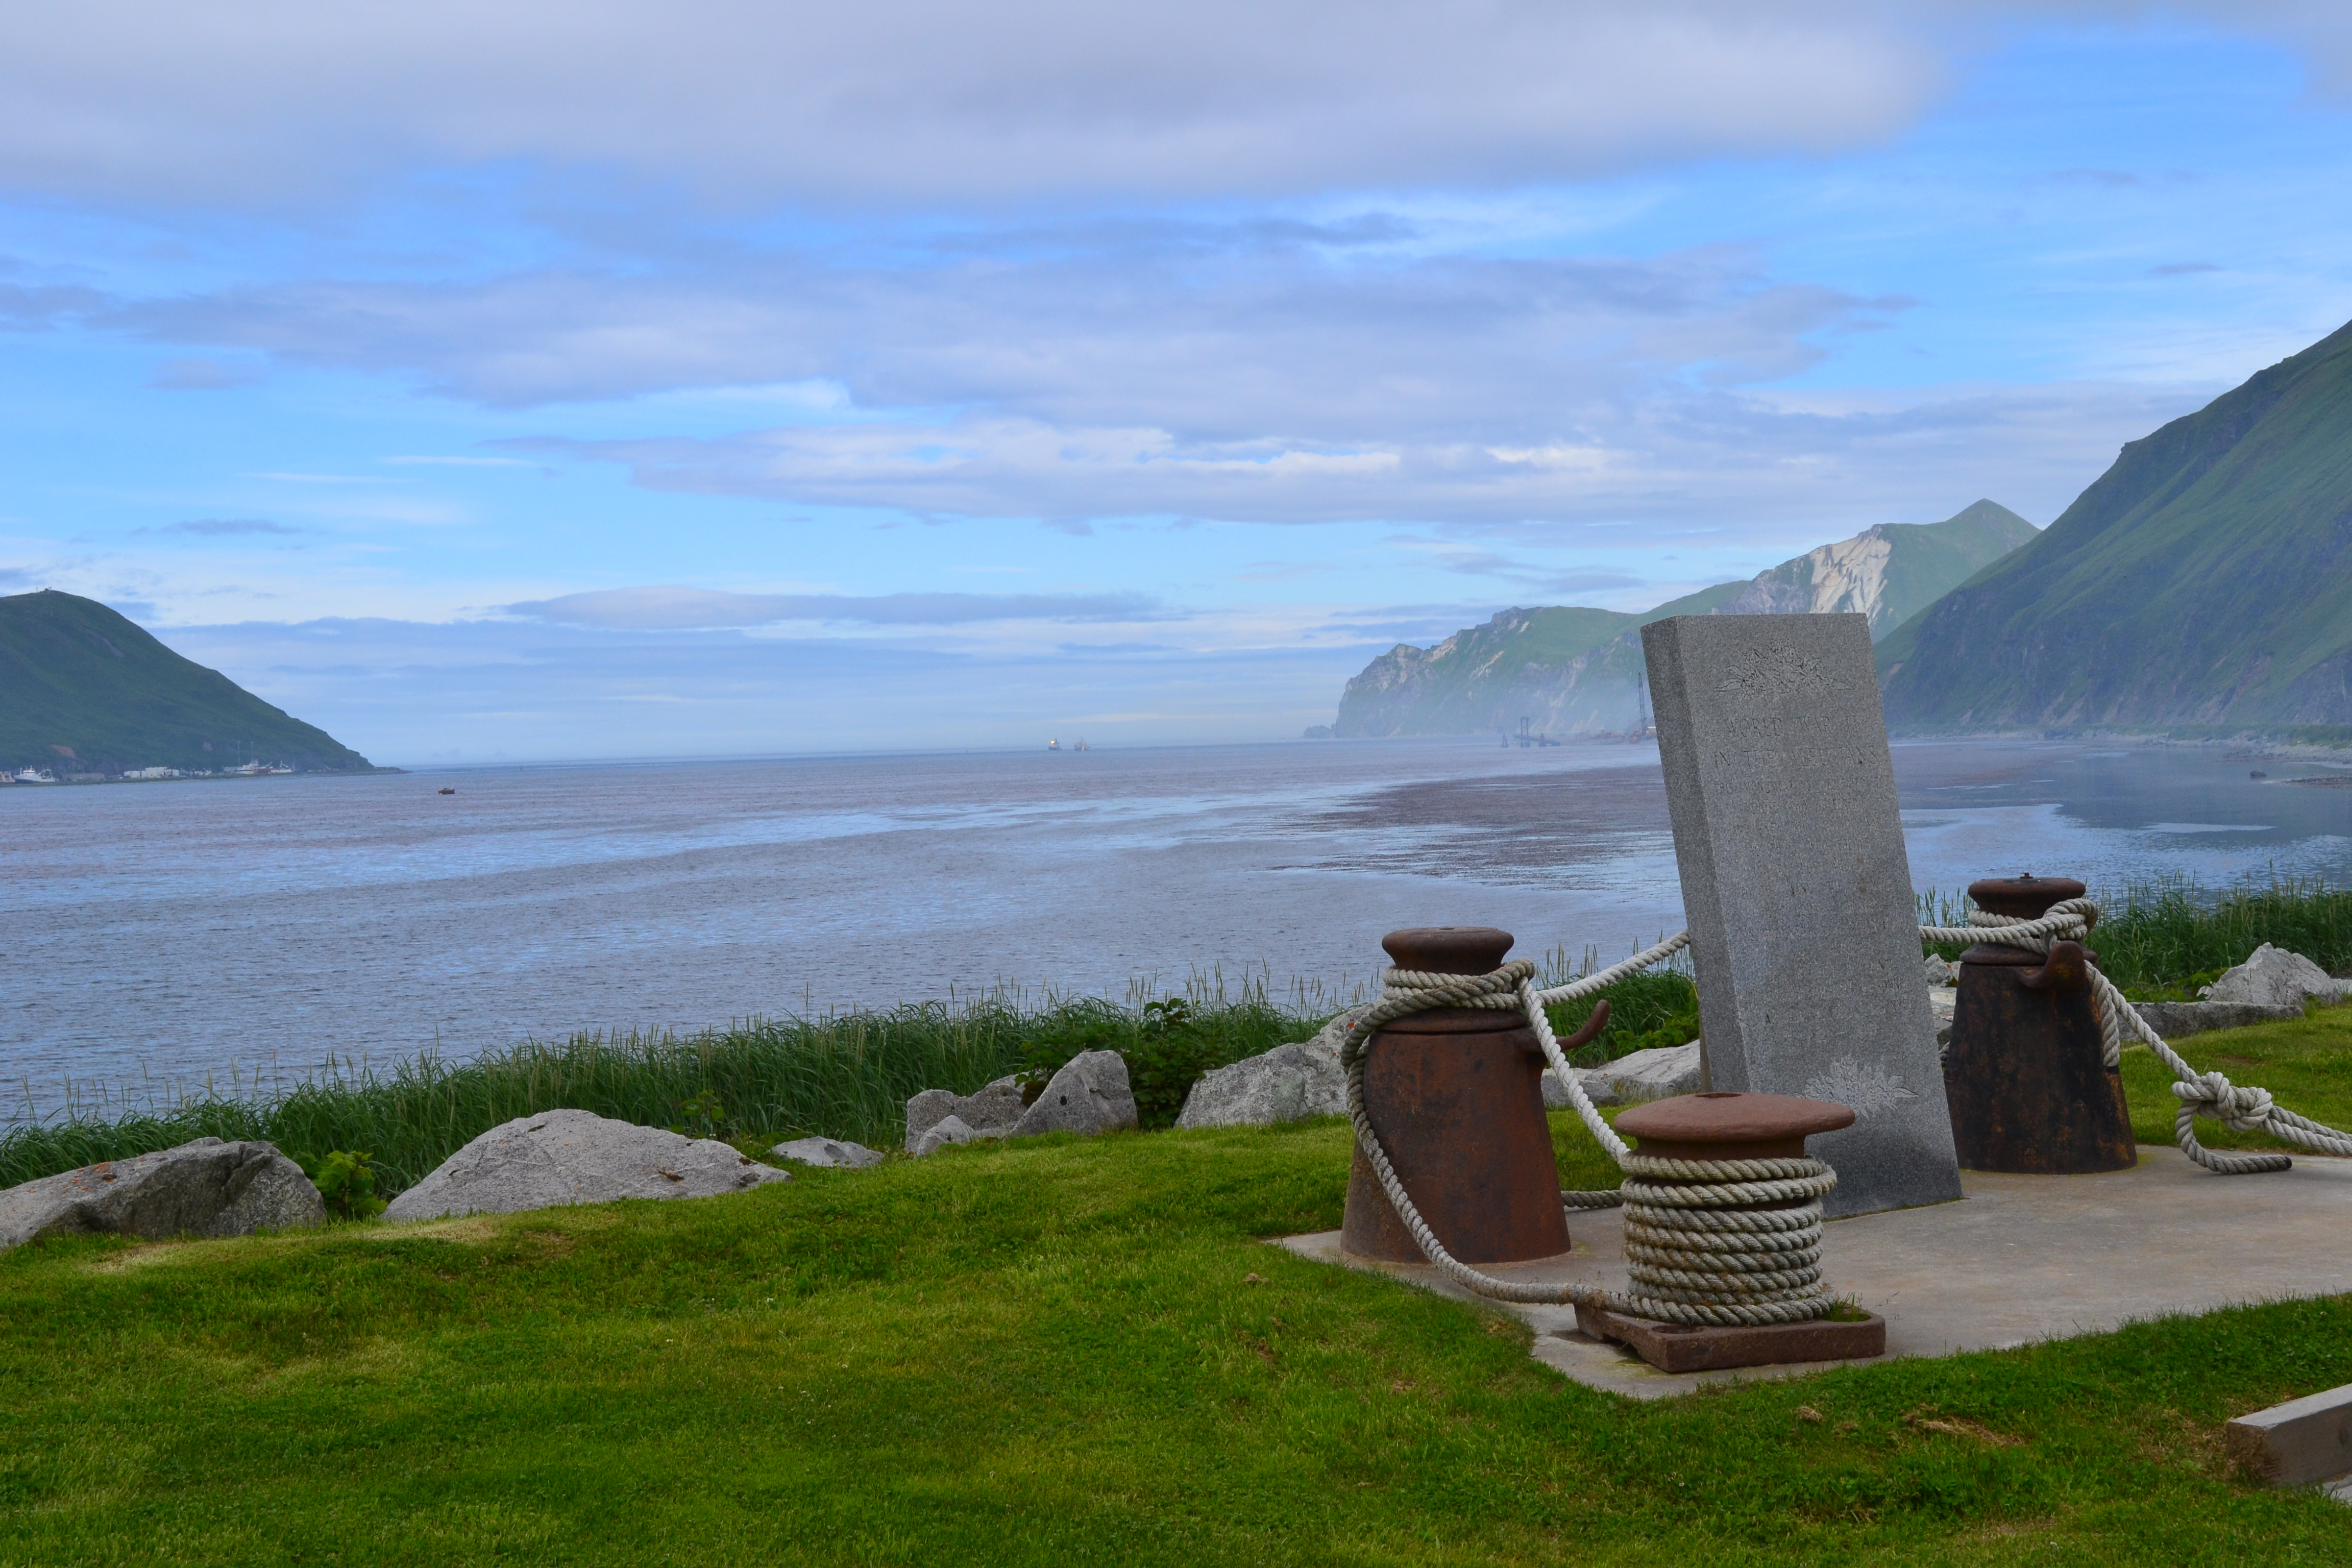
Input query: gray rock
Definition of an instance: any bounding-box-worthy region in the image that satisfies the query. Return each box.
[904,1074,1029,1151]
[1928,986,1957,1055]
[1643,612,1962,1217]
[0,1137,324,1251]
[1014,1050,1139,1137]
[2206,944,2346,1009]
[1594,1041,1705,1104]
[911,1115,990,1158]
[770,1136,884,1169]
[383,1109,788,1222]
[1175,1022,1352,1129]
[2132,1000,2304,1041]
[1924,954,1957,987]
[1540,1069,1619,1110]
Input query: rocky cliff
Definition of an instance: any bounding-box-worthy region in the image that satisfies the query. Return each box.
[1333,500,2035,738]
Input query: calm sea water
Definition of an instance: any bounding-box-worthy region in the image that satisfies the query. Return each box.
[4,737,2348,1119]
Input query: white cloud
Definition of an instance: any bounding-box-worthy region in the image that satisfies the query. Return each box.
[0,2,1949,209]
[506,586,1169,629]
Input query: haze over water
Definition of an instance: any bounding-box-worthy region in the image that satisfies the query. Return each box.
[6,738,2348,1121]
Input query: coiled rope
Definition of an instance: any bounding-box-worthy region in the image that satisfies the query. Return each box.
[1341,940,1840,1326]
[1339,900,2352,1321]
[1917,897,2352,1173]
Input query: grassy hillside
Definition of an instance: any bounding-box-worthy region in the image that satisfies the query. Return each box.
[1880,319,2352,728]
[0,589,371,775]
[5,1105,2350,1565]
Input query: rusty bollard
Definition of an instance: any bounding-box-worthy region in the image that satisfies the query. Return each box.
[1340,926,1578,1265]
[1943,874,2136,1174]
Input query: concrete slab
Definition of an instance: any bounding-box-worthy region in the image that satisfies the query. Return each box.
[1277,1147,2352,1400]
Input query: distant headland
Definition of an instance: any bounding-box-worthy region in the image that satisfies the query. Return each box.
[0,589,381,782]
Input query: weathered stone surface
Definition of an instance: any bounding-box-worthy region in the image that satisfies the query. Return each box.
[1541,1069,1619,1110]
[383,1110,788,1222]
[770,1136,884,1169]
[2134,999,2304,1040]
[912,1115,988,1158]
[904,1075,1028,1151]
[1641,612,1963,1217]
[2206,944,2346,1009]
[1014,1050,1139,1137]
[1594,1041,1705,1104]
[1177,1025,1351,1129]
[0,1137,324,1250]
[1924,954,1957,987]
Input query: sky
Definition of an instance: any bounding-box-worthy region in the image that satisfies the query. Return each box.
[4,2,2351,764]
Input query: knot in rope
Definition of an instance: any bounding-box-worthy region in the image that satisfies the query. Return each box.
[2174,1071,2275,1132]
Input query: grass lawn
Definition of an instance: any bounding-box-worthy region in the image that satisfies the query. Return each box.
[2121,1002,2352,1152]
[6,1092,2352,1565]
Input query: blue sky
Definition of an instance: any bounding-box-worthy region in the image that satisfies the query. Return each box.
[4,4,2350,763]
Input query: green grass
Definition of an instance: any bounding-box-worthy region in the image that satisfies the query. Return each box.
[2122,1003,2352,1153]
[5,1111,2350,1566]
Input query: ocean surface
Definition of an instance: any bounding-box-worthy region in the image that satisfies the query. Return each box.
[5,737,2349,1120]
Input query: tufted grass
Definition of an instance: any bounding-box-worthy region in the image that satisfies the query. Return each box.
[5,1107,2351,1566]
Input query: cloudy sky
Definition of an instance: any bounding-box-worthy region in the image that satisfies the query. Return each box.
[4,3,2350,763]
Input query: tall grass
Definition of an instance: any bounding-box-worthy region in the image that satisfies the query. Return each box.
[1,973,1338,1197]
[1919,872,2352,996]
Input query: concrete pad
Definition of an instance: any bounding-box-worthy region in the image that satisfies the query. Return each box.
[1278,1146,2352,1400]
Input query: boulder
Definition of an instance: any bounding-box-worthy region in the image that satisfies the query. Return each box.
[2204,944,2347,1009]
[911,1115,989,1158]
[770,1136,884,1170]
[383,1109,788,1222]
[1014,1050,1140,1137]
[904,1075,1028,1151]
[1540,1069,1619,1110]
[1590,1041,1704,1105]
[1924,954,1957,987]
[1176,1034,1349,1129]
[2132,1000,2304,1041]
[0,1137,324,1251]
[1928,986,1957,1055]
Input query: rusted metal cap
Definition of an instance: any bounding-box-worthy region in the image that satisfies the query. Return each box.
[1966,874,2090,923]
[1615,1091,1854,1162]
[1382,926,1513,975]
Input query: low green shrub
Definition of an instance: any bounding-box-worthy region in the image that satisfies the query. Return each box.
[295,1149,387,1221]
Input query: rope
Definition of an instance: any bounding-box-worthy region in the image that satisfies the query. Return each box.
[1919,897,2352,1172]
[1339,957,1839,1326]
[1334,897,2352,1325]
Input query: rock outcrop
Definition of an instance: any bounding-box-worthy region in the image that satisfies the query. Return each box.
[1012,1050,1139,1138]
[770,1137,884,1169]
[2132,1000,2304,1040]
[2204,944,2346,1009]
[904,1077,1028,1152]
[0,1137,324,1251]
[383,1110,788,1222]
[1177,1022,1352,1129]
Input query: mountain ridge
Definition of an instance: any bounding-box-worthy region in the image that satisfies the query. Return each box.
[1879,320,2352,729]
[1333,500,2035,739]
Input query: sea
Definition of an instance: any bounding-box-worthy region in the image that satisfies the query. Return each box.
[5,737,2349,1121]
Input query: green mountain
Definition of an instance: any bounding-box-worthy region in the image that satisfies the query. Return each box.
[1880,322,2352,729]
[1333,501,2035,738]
[0,589,372,776]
